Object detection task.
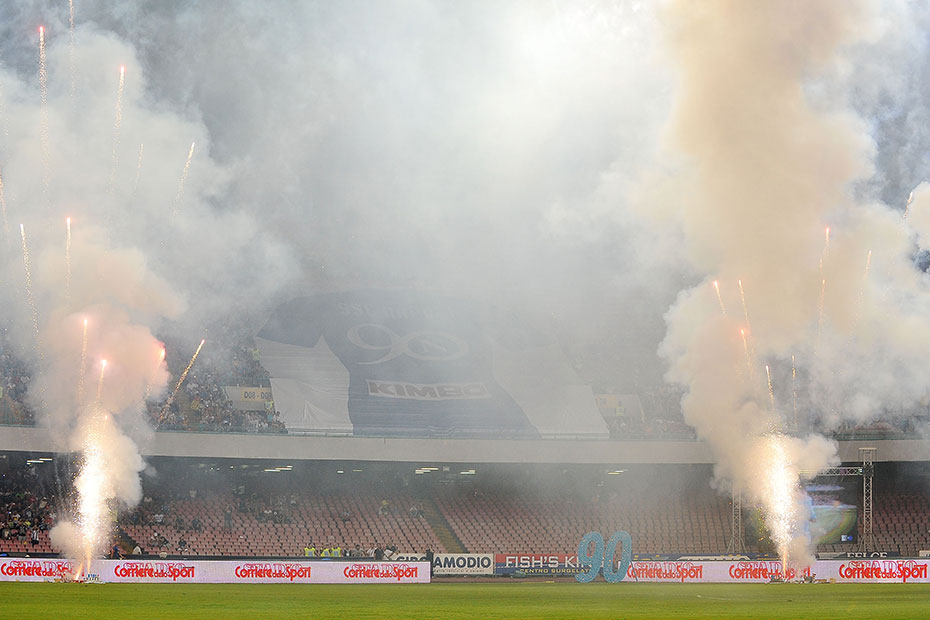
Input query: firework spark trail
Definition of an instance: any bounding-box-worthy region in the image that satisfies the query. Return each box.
[904,191,914,219]
[20,224,41,351]
[69,0,76,101]
[0,168,9,243]
[95,359,107,406]
[143,347,166,402]
[66,217,72,302]
[765,364,776,412]
[132,143,144,196]
[761,434,799,574]
[817,278,826,341]
[712,280,727,315]
[853,250,872,326]
[38,26,50,203]
[75,429,106,575]
[736,278,759,367]
[171,142,196,217]
[791,354,798,430]
[816,227,830,344]
[737,279,751,330]
[0,72,8,143]
[739,328,755,383]
[160,339,205,416]
[77,318,88,404]
[108,67,126,193]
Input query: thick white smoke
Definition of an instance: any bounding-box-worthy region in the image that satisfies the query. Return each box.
[652,0,930,566]
[0,22,260,566]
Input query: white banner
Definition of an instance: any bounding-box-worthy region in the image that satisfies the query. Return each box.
[2,557,927,584]
[0,558,75,582]
[222,386,274,411]
[222,387,274,403]
[625,560,930,583]
[0,559,429,584]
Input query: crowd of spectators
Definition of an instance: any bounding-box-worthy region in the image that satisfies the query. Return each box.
[301,541,400,559]
[225,341,270,387]
[146,324,282,434]
[0,467,55,546]
[146,362,284,434]
[0,314,283,435]
[121,490,201,554]
[0,328,35,426]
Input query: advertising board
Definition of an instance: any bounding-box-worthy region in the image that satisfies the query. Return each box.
[393,553,494,576]
[495,554,586,576]
[0,559,429,584]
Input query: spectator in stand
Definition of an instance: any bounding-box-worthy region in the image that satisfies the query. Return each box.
[425,548,434,578]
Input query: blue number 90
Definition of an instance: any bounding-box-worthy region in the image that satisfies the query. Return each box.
[575,531,632,583]
[575,532,604,583]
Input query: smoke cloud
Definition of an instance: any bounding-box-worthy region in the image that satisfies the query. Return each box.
[652,0,930,565]
[0,18,259,564]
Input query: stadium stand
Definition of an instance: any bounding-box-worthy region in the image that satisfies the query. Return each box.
[119,491,444,557]
[4,457,930,561]
[436,491,730,555]
[0,467,56,555]
[2,314,929,440]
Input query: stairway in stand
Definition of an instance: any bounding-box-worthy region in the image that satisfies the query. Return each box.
[115,526,138,555]
[422,500,466,553]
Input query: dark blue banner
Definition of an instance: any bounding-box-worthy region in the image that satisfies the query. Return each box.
[258,290,541,438]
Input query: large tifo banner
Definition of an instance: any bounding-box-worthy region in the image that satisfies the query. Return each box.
[255,290,608,438]
[493,556,930,583]
[0,559,429,584]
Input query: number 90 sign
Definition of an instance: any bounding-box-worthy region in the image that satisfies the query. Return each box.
[575,531,633,583]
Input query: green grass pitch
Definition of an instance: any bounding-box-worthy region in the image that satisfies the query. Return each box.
[1,581,928,619]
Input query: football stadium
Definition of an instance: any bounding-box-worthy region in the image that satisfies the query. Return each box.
[3,1,930,618]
